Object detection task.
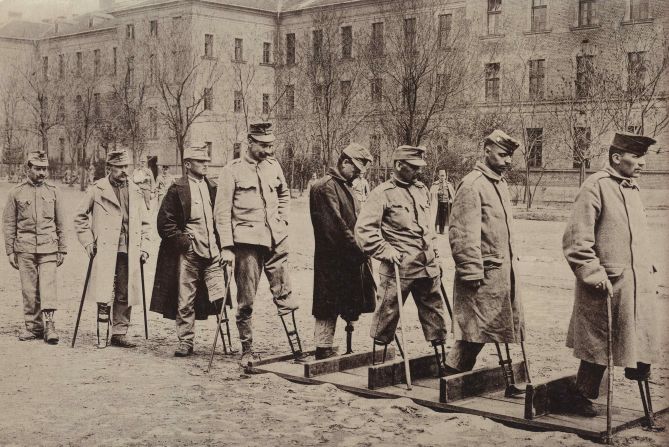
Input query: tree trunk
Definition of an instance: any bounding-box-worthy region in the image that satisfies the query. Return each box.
[525,165,531,211]
[579,163,586,187]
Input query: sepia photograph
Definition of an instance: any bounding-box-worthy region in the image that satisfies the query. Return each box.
[0,0,667,445]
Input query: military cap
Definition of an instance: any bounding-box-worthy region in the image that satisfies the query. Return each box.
[26,151,49,167]
[183,143,211,161]
[248,122,275,143]
[106,149,130,166]
[610,132,656,156]
[393,145,427,167]
[438,169,446,176]
[484,129,520,155]
[342,143,373,174]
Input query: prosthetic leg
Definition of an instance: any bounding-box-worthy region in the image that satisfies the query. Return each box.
[372,338,389,365]
[637,379,665,432]
[217,304,235,355]
[96,303,111,349]
[344,320,354,355]
[494,342,524,397]
[431,340,448,377]
[279,310,304,360]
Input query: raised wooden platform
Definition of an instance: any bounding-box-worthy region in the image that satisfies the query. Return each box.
[250,350,667,443]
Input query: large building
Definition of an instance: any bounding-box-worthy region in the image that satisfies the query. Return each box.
[0,0,667,195]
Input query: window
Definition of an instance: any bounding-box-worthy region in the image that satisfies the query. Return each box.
[262,93,270,114]
[404,17,416,49]
[286,33,296,65]
[371,78,382,103]
[630,0,649,21]
[233,90,242,113]
[576,55,593,97]
[204,87,214,111]
[149,107,158,139]
[204,34,214,57]
[312,83,323,112]
[93,93,101,118]
[531,0,547,32]
[573,127,591,168]
[578,0,596,27]
[42,56,48,80]
[58,54,65,79]
[233,142,241,159]
[57,96,65,121]
[312,142,321,161]
[401,82,415,108]
[150,19,158,37]
[341,26,352,59]
[76,51,82,76]
[234,38,243,62]
[312,29,323,61]
[262,42,271,64]
[485,63,500,101]
[58,138,65,162]
[487,0,502,35]
[112,47,117,75]
[88,17,94,29]
[526,128,543,167]
[285,85,295,112]
[93,49,100,77]
[126,24,135,40]
[149,54,156,84]
[205,142,212,158]
[529,59,545,100]
[126,56,134,85]
[438,14,452,49]
[370,134,381,158]
[437,73,450,98]
[628,52,646,94]
[371,22,384,56]
[340,80,351,113]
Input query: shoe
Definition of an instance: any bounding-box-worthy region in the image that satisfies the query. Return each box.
[109,334,137,348]
[18,329,42,341]
[550,385,598,418]
[239,351,261,373]
[174,343,194,357]
[44,321,59,345]
[315,347,339,360]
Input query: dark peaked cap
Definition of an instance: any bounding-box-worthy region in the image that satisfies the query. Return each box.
[485,129,520,155]
[610,132,656,156]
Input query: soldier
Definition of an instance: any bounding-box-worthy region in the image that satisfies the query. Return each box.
[132,156,154,210]
[355,145,449,372]
[151,144,227,357]
[352,172,370,203]
[155,165,174,207]
[560,133,661,424]
[215,122,303,371]
[73,149,150,348]
[310,143,376,360]
[429,170,455,234]
[445,130,526,392]
[2,151,66,344]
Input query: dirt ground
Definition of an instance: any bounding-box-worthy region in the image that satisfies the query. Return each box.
[0,181,668,447]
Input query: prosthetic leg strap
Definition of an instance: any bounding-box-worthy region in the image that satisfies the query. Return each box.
[431,340,447,377]
[280,311,303,358]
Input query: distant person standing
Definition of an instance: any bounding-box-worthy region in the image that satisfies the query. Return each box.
[133,156,154,210]
[2,152,66,344]
[352,172,371,203]
[429,170,455,234]
[155,165,174,207]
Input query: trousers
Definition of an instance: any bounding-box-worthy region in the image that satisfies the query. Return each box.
[445,340,485,372]
[576,360,651,399]
[105,253,131,335]
[17,252,58,333]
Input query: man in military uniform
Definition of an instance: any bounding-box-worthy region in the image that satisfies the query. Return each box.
[355,145,449,371]
[74,149,150,348]
[561,133,661,424]
[155,165,174,207]
[132,156,154,210]
[310,143,376,359]
[445,130,525,392]
[429,170,455,234]
[151,144,227,357]
[215,122,302,371]
[3,151,66,344]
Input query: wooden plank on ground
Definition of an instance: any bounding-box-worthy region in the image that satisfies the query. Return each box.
[304,348,396,378]
[367,354,440,390]
[439,361,527,403]
[248,350,315,368]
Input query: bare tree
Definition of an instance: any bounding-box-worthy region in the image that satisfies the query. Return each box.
[0,73,27,166]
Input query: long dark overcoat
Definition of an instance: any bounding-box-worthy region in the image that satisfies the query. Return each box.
[150,176,224,320]
[310,168,376,321]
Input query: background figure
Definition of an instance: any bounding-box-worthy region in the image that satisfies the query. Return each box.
[133,156,155,210]
[429,170,455,234]
[155,165,174,208]
[2,151,66,344]
[352,172,370,203]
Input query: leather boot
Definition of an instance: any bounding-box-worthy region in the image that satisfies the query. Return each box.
[44,321,59,345]
[315,347,338,360]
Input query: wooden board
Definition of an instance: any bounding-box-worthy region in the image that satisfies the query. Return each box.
[440,361,527,403]
[304,348,396,378]
[367,354,440,389]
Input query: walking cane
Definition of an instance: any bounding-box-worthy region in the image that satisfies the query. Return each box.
[71,254,95,348]
[206,264,233,373]
[605,291,614,445]
[394,263,412,390]
[140,258,148,339]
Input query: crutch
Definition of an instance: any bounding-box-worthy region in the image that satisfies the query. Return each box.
[140,258,148,339]
[604,291,614,445]
[206,264,233,373]
[71,254,95,348]
[394,264,412,390]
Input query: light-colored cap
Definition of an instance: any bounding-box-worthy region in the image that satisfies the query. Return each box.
[342,143,373,174]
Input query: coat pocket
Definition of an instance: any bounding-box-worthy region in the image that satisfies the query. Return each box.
[41,195,55,219]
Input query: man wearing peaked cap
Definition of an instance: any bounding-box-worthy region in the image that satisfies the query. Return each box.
[151,141,228,357]
[3,151,66,344]
[446,129,527,394]
[355,144,450,375]
[560,132,661,424]
[310,143,376,360]
[429,169,455,234]
[132,154,155,210]
[215,122,305,371]
[74,149,151,348]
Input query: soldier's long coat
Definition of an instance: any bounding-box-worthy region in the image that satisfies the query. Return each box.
[73,177,150,306]
[562,166,658,367]
[448,161,524,343]
[309,168,375,321]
